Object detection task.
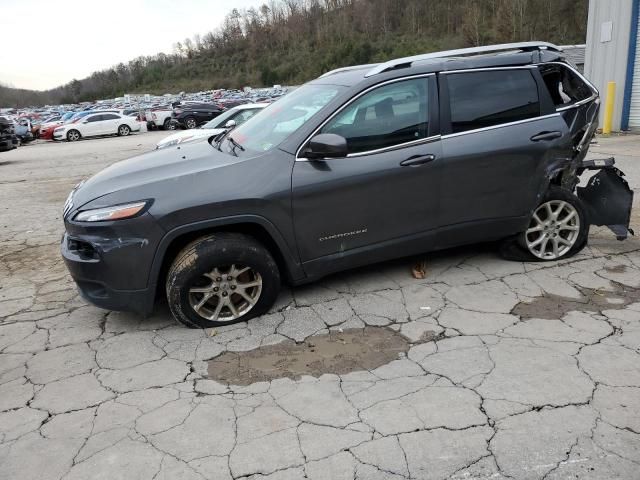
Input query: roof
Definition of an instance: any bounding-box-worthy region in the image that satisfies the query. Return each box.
[314,42,567,87]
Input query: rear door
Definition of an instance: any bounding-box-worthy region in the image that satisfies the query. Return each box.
[437,67,570,244]
[100,113,121,134]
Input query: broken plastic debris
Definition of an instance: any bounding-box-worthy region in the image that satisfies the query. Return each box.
[420,306,431,310]
[208,329,217,337]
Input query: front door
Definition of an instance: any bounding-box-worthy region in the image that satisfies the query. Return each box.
[82,114,104,136]
[292,76,442,275]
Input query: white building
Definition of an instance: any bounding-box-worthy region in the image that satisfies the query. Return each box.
[585,0,640,131]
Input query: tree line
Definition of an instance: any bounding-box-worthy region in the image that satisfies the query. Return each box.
[2,0,588,108]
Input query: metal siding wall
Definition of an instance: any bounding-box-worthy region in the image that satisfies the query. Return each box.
[585,0,633,131]
[629,3,640,128]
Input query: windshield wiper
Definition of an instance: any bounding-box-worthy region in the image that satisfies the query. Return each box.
[227,136,245,156]
[212,131,227,151]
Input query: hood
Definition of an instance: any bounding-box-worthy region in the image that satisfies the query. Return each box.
[41,120,63,129]
[156,127,225,148]
[71,140,237,209]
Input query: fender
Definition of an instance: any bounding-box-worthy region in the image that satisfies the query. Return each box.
[146,214,306,289]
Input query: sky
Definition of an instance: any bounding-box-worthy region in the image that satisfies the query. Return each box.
[0,0,261,91]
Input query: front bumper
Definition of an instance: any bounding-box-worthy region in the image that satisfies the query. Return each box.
[61,212,166,315]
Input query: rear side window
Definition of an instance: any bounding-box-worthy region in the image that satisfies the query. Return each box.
[447,70,540,133]
[538,64,593,107]
[101,114,120,120]
[321,78,429,154]
[86,115,102,123]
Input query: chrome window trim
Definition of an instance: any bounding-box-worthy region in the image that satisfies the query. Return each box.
[295,73,435,162]
[440,112,562,139]
[440,65,537,75]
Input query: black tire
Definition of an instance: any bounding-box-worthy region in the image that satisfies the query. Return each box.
[166,232,281,328]
[501,186,589,262]
[117,125,131,136]
[66,130,80,142]
[163,118,172,130]
[184,116,197,129]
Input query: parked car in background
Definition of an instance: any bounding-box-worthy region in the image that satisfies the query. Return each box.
[14,118,35,144]
[0,117,19,152]
[53,112,140,141]
[145,107,174,131]
[39,112,75,140]
[171,102,223,129]
[156,103,268,149]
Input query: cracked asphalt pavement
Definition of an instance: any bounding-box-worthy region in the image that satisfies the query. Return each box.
[1,132,640,479]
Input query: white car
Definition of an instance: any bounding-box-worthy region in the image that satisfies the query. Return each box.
[53,112,141,142]
[145,108,173,130]
[155,103,268,149]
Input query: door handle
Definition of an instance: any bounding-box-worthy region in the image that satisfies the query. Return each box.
[400,154,436,167]
[530,131,562,142]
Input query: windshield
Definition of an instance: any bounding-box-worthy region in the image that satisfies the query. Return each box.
[225,84,343,155]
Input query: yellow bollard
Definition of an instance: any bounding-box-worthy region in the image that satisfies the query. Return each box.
[602,81,616,135]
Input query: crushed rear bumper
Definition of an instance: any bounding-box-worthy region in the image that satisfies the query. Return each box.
[577,157,634,240]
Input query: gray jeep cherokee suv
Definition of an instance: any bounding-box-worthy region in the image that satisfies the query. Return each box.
[62,42,633,328]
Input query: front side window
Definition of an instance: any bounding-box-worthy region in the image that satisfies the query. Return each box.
[538,64,593,107]
[447,70,540,133]
[321,78,429,154]
[227,84,343,155]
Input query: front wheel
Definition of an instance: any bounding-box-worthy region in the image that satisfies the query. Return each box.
[516,186,589,261]
[66,130,80,142]
[166,233,281,328]
[117,125,131,136]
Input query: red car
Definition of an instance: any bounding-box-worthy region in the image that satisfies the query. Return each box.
[39,112,75,140]
[39,122,60,140]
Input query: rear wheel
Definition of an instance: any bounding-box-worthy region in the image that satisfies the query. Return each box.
[117,125,131,136]
[163,118,172,130]
[184,116,197,129]
[166,233,281,328]
[66,130,80,142]
[506,186,589,262]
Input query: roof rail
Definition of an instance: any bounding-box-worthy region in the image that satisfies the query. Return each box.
[320,63,380,78]
[364,42,563,77]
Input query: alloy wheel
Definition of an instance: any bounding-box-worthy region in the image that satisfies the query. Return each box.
[68,131,79,141]
[186,118,197,129]
[188,264,262,322]
[119,126,130,136]
[525,200,580,260]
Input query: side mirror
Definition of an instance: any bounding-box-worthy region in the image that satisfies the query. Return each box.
[224,119,237,129]
[304,133,348,160]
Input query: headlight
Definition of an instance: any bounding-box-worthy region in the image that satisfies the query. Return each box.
[157,135,194,149]
[74,201,148,222]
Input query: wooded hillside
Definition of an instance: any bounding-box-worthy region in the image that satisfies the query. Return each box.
[2,0,588,107]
